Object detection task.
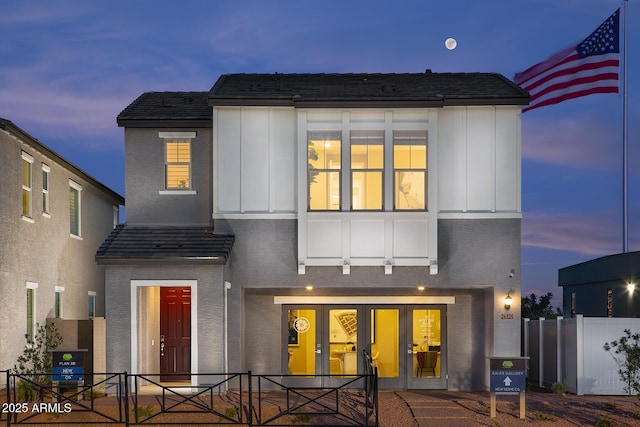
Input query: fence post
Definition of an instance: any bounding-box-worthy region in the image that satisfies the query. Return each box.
[556,317,563,385]
[575,315,584,395]
[538,317,544,388]
[248,371,253,427]
[124,372,129,427]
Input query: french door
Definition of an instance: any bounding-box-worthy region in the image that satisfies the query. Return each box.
[283,304,447,389]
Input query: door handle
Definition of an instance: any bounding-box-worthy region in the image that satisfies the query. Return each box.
[160,342,165,357]
[316,349,322,354]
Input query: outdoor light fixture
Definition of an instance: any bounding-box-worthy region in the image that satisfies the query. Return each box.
[417,286,425,291]
[504,292,513,310]
[305,285,314,291]
[628,282,636,293]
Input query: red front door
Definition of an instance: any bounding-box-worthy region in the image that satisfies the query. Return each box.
[160,287,191,381]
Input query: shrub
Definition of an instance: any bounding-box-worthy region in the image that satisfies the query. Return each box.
[551,381,567,395]
[603,329,640,396]
[12,322,63,400]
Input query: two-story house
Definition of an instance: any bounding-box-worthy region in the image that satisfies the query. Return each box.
[0,118,124,380]
[97,72,529,391]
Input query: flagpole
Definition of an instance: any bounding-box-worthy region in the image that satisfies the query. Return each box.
[623,0,629,253]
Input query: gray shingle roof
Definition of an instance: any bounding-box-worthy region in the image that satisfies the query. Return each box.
[117,92,211,127]
[208,72,530,108]
[95,224,235,265]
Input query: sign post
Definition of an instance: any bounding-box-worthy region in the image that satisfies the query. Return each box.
[488,357,528,419]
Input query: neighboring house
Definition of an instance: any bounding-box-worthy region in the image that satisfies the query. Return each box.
[560,251,640,318]
[97,72,529,391]
[0,118,124,380]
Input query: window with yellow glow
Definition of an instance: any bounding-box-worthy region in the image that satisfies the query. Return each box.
[21,156,32,217]
[351,131,383,210]
[308,131,341,210]
[165,140,191,189]
[394,131,427,210]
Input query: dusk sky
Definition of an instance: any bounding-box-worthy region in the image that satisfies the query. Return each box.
[1,0,638,306]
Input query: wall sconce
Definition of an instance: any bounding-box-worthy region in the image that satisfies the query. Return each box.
[628,282,636,293]
[504,292,513,310]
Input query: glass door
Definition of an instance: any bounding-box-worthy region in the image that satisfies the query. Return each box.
[324,306,362,386]
[283,305,321,386]
[406,305,447,389]
[366,306,404,389]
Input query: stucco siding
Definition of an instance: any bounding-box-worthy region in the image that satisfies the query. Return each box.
[124,127,212,225]
[0,126,121,376]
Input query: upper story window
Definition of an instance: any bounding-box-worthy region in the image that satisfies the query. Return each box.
[42,164,50,216]
[308,131,341,211]
[165,139,191,189]
[351,131,384,210]
[394,131,427,210]
[69,180,82,237]
[21,151,34,218]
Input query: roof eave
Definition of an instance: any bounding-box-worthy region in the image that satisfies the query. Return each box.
[117,118,213,128]
[95,255,229,266]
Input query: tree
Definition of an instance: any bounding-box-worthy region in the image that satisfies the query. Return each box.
[603,329,640,396]
[521,292,563,319]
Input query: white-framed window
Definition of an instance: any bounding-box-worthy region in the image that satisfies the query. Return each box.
[159,132,196,194]
[165,140,191,189]
[351,131,384,210]
[42,164,50,216]
[21,151,34,219]
[88,291,96,318]
[54,286,64,318]
[26,282,38,342]
[69,180,82,237]
[113,206,119,228]
[308,131,341,211]
[393,131,428,210]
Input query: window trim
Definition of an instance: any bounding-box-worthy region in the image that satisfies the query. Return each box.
[69,180,82,239]
[54,286,64,319]
[88,291,96,318]
[160,131,196,193]
[21,151,34,220]
[42,163,50,217]
[26,282,38,343]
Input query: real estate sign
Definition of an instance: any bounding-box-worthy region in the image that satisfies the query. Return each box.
[489,357,526,393]
[51,350,85,382]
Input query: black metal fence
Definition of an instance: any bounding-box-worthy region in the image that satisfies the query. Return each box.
[1,358,378,426]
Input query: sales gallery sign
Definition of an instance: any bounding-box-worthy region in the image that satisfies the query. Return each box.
[489,358,526,393]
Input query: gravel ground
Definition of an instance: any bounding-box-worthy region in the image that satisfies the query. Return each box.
[4,388,640,426]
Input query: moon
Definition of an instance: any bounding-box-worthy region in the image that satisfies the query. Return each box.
[445,38,457,50]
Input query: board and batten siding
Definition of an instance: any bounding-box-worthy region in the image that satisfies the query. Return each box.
[214,107,296,215]
[438,106,521,214]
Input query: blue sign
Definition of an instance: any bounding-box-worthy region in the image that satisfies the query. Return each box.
[490,370,526,392]
[52,350,85,382]
[489,358,526,393]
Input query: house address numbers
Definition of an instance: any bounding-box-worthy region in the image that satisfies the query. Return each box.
[501,313,515,320]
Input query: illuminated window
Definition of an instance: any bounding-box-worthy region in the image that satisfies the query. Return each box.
[165,140,191,189]
[21,152,33,218]
[394,131,427,210]
[42,164,50,215]
[308,131,341,210]
[69,180,82,237]
[351,131,383,210]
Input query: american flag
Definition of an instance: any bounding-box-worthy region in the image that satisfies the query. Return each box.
[514,9,620,113]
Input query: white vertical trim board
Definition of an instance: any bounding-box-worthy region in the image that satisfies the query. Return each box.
[130,280,198,385]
